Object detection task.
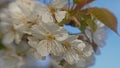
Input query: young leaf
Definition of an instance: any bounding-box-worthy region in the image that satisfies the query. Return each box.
[86,19,97,32]
[73,0,83,3]
[79,20,87,33]
[75,0,95,10]
[88,7,118,33]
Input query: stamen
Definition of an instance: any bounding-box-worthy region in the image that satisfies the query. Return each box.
[63,42,72,50]
[46,32,55,41]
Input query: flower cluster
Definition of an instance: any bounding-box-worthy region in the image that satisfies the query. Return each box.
[0,0,107,68]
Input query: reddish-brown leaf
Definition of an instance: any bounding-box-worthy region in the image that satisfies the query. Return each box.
[88,7,118,33]
[75,0,95,10]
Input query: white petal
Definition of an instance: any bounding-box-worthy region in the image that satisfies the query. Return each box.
[36,2,49,15]
[15,33,22,44]
[0,22,11,33]
[50,40,65,56]
[28,37,39,48]
[55,27,68,41]
[37,40,50,56]
[75,60,87,68]
[64,51,80,64]
[53,0,66,9]
[76,55,94,68]
[2,31,14,44]
[85,27,92,42]
[8,2,24,19]
[96,21,105,27]
[13,22,29,34]
[65,35,79,42]
[82,45,93,57]
[40,22,60,34]
[41,12,53,23]
[1,52,23,68]
[55,11,66,23]
[93,27,107,47]
[16,0,35,15]
[31,24,45,39]
[71,40,86,51]
[33,51,43,60]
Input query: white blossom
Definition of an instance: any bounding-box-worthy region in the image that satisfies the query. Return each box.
[85,21,107,47]
[63,38,93,64]
[0,0,44,44]
[0,9,23,44]
[7,0,42,34]
[53,0,66,9]
[0,21,23,44]
[0,0,105,67]
[37,0,67,23]
[75,55,94,68]
[93,27,107,47]
[0,50,24,68]
[28,22,68,57]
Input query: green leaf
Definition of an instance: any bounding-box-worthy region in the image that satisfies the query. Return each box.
[79,20,87,33]
[73,0,83,3]
[0,43,5,50]
[86,19,97,32]
[0,33,5,50]
[88,7,118,33]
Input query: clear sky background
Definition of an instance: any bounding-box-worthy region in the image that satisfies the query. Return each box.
[89,0,120,68]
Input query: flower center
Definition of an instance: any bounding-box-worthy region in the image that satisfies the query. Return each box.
[46,32,55,41]
[63,42,72,51]
[48,4,56,14]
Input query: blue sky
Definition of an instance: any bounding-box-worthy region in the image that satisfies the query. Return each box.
[89,0,120,68]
